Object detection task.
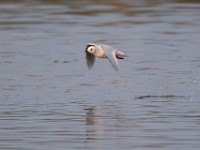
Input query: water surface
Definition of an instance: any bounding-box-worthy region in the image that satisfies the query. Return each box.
[0,0,200,150]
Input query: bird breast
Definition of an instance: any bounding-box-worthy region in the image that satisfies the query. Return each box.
[95,47,107,58]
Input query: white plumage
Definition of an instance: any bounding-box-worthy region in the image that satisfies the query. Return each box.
[85,43,127,72]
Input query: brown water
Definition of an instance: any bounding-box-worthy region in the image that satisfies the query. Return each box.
[0,0,200,149]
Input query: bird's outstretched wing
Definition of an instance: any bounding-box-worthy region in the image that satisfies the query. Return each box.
[101,44,119,71]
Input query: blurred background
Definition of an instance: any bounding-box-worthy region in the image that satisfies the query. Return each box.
[0,0,200,150]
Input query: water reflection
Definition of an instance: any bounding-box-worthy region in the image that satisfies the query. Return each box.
[85,106,105,141]
[86,106,99,125]
[84,105,130,150]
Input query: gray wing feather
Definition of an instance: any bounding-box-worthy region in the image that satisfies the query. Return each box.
[85,51,95,69]
[101,44,119,71]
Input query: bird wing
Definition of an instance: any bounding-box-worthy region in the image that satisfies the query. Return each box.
[101,44,119,72]
[85,49,96,69]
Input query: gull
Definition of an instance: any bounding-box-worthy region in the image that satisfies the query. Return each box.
[85,43,127,72]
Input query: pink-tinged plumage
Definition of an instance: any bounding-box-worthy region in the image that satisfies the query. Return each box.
[85,43,127,71]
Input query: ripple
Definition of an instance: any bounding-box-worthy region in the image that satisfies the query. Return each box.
[135,95,187,100]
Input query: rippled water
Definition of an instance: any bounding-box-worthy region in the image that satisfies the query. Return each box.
[0,0,200,149]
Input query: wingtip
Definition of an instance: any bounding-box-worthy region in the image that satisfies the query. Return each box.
[110,63,119,72]
[85,51,95,70]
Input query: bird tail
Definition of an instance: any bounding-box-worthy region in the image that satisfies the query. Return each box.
[116,51,127,59]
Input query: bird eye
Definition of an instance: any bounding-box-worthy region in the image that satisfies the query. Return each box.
[87,46,95,53]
